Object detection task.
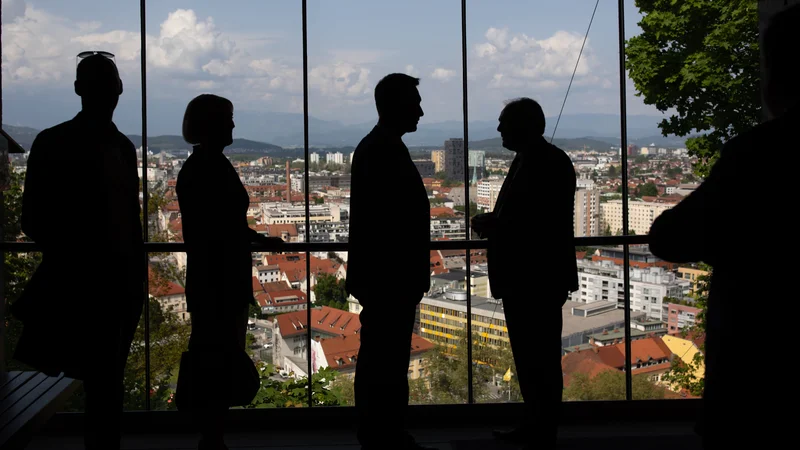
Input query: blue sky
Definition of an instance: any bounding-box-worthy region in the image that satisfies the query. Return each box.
[2,0,661,141]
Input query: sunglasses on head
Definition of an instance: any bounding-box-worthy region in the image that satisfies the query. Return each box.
[76,51,116,66]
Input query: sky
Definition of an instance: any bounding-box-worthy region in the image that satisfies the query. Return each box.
[2,0,661,140]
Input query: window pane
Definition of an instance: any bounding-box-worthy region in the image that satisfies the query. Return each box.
[144,1,304,243]
[307,0,466,243]
[258,251,347,407]
[467,0,621,240]
[2,0,143,410]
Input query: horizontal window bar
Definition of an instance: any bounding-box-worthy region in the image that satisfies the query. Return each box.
[0,235,649,252]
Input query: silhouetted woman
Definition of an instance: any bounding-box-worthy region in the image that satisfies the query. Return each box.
[176,94,281,450]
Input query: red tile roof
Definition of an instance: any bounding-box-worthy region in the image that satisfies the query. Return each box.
[256,289,307,307]
[320,333,433,371]
[264,253,341,283]
[263,281,292,292]
[430,207,455,218]
[561,337,674,386]
[276,306,362,338]
[252,277,264,293]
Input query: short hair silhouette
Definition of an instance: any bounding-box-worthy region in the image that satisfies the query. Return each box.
[763,4,800,105]
[502,97,546,136]
[182,94,233,145]
[374,73,420,117]
[75,54,122,95]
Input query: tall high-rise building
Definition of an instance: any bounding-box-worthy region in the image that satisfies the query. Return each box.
[310,152,320,164]
[444,138,465,181]
[431,149,445,173]
[574,188,601,237]
[326,152,344,165]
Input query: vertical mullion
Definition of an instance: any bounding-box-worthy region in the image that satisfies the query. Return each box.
[139,0,151,411]
[617,0,633,401]
[302,0,313,408]
[460,0,474,405]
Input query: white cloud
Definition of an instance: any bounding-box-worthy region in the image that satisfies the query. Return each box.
[431,68,456,82]
[188,80,216,90]
[309,62,371,97]
[485,27,509,51]
[473,27,598,90]
[405,64,419,77]
[146,9,236,72]
[1,0,26,24]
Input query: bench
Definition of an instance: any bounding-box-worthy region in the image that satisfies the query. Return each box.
[0,371,80,449]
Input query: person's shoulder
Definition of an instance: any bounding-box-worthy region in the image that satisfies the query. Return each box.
[723,111,797,158]
[32,118,76,146]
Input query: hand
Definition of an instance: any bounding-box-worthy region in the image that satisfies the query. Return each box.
[472,213,496,237]
[253,235,285,251]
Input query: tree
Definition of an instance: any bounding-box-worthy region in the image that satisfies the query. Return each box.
[244,363,345,408]
[454,201,479,219]
[2,170,41,371]
[637,182,659,198]
[607,165,618,178]
[314,273,347,310]
[634,155,648,165]
[414,329,519,404]
[602,223,613,236]
[562,370,666,401]
[245,333,257,356]
[314,197,324,205]
[626,0,760,178]
[434,171,447,180]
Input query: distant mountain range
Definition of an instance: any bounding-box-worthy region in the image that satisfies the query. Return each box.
[3,112,688,156]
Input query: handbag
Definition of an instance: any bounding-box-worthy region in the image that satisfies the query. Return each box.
[174,348,260,410]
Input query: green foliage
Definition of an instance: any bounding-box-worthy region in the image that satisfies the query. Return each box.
[562,370,667,401]
[313,273,348,311]
[413,329,519,404]
[636,182,659,197]
[245,363,345,408]
[434,171,447,180]
[314,197,324,205]
[626,0,760,178]
[454,202,479,219]
[634,155,648,164]
[607,165,618,178]
[3,171,41,370]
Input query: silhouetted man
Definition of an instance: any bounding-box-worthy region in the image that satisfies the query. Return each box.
[648,6,799,449]
[13,53,143,450]
[473,98,577,449]
[347,73,431,450]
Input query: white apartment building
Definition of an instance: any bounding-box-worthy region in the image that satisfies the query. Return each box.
[444,138,465,181]
[571,260,691,321]
[297,221,349,243]
[477,178,504,211]
[326,152,344,165]
[310,152,320,164]
[430,218,467,240]
[600,200,674,235]
[253,264,281,284]
[263,203,341,225]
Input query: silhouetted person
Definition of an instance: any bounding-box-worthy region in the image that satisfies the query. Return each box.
[648,5,799,448]
[347,73,431,450]
[176,94,282,450]
[12,52,143,449]
[472,98,577,449]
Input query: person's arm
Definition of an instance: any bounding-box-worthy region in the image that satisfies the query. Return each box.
[648,148,728,265]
